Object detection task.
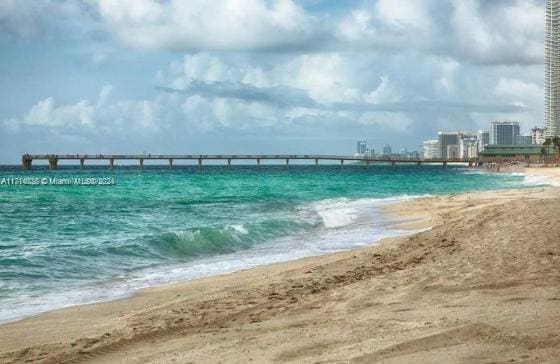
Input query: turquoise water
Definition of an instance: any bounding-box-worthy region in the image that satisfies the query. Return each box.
[0,164,532,322]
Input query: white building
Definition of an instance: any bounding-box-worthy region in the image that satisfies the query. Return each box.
[458,132,478,159]
[422,140,439,159]
[356,141,367,155]
[546,0,560,136]
[447,145,459,159]
[531,127,548,144]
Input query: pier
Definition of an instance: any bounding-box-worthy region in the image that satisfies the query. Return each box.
[21,154,477,170]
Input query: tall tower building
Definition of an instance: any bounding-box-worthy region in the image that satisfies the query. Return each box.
[437,132,459,159]
[546,0,560,137]
[356,141,367,155]
[490,121,520,145]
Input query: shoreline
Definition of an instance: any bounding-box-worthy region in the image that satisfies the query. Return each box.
[0,194,429,326]
[1,167,560,362]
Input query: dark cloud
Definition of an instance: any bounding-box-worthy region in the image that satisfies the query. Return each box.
[157,82,526,115]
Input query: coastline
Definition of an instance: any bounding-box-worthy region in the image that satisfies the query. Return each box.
[1,167,560,363]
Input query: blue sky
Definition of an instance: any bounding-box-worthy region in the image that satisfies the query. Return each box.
[0,0,546,163]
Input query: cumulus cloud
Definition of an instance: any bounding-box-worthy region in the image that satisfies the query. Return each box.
[11,97,95,128]
[0,0,97,40]
[5,86,161,135]
[1,0,546,66]
[450,0,544,64]
[93,0,319,51]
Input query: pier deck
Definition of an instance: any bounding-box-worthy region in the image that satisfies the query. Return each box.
[21,154,477,170]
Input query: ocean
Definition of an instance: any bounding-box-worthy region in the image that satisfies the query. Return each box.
[0,164,542,322]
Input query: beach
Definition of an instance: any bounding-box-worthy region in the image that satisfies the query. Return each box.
[1,167,560,363]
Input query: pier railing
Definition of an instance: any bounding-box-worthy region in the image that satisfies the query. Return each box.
[21,154,476,170]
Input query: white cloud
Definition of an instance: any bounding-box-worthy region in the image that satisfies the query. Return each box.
[284,54,361,104]
[374,0,432,32]
[94,0,315,51]
[450,0,543,64]
[5,90,161,134]
[18,97,95,128]
[494,77,542,109]
[364,75,400,104]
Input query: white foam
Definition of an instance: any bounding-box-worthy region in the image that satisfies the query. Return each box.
[311,195,426,229]
[229,224,248,234]
[523,174,554,187]
[0,194,426,324]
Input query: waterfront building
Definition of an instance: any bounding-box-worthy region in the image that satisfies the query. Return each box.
[438,132,459,159]
[546,0,560,136]
[458,132,478,159]
[479,144,554,163]
[422,140,439,159]
[478,130,490,152]
[531,127,548,144]
[490,121,520,145]
[357,141,367,155]
[515,134,533,145]
[447,145,460,159]
[382,144,392,156]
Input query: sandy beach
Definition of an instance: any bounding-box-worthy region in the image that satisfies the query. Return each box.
[1,167,560,363]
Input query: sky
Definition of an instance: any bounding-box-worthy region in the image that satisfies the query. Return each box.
[0,0,546,163]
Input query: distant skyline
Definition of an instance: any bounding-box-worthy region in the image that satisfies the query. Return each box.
[0,0,547,163]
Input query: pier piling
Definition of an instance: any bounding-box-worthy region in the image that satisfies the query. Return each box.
[48,157,58,171]
[22,156,32,170]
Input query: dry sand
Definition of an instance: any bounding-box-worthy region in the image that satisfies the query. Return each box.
[1,167,560,363]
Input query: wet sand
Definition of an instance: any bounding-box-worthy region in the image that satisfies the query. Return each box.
[1,168,560,363]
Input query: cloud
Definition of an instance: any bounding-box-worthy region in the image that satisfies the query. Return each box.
[93,0,320,51]
[450,0,544,65]
[14,97,95,128]
[1,0,545,67]
[0,0,97,40]
[5,86,161,134]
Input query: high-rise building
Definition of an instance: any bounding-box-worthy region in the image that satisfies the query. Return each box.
[531,127,548,144]
[357,141,367,155]
[382,144,392,156]
[546,0,560,137]
[438,132,459,159]
[458,133,478,159]
[515,134,533,145]
[447,145,459,159]
[490,121,520,145]
[422,140,439,159]
[478,130,490,152]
